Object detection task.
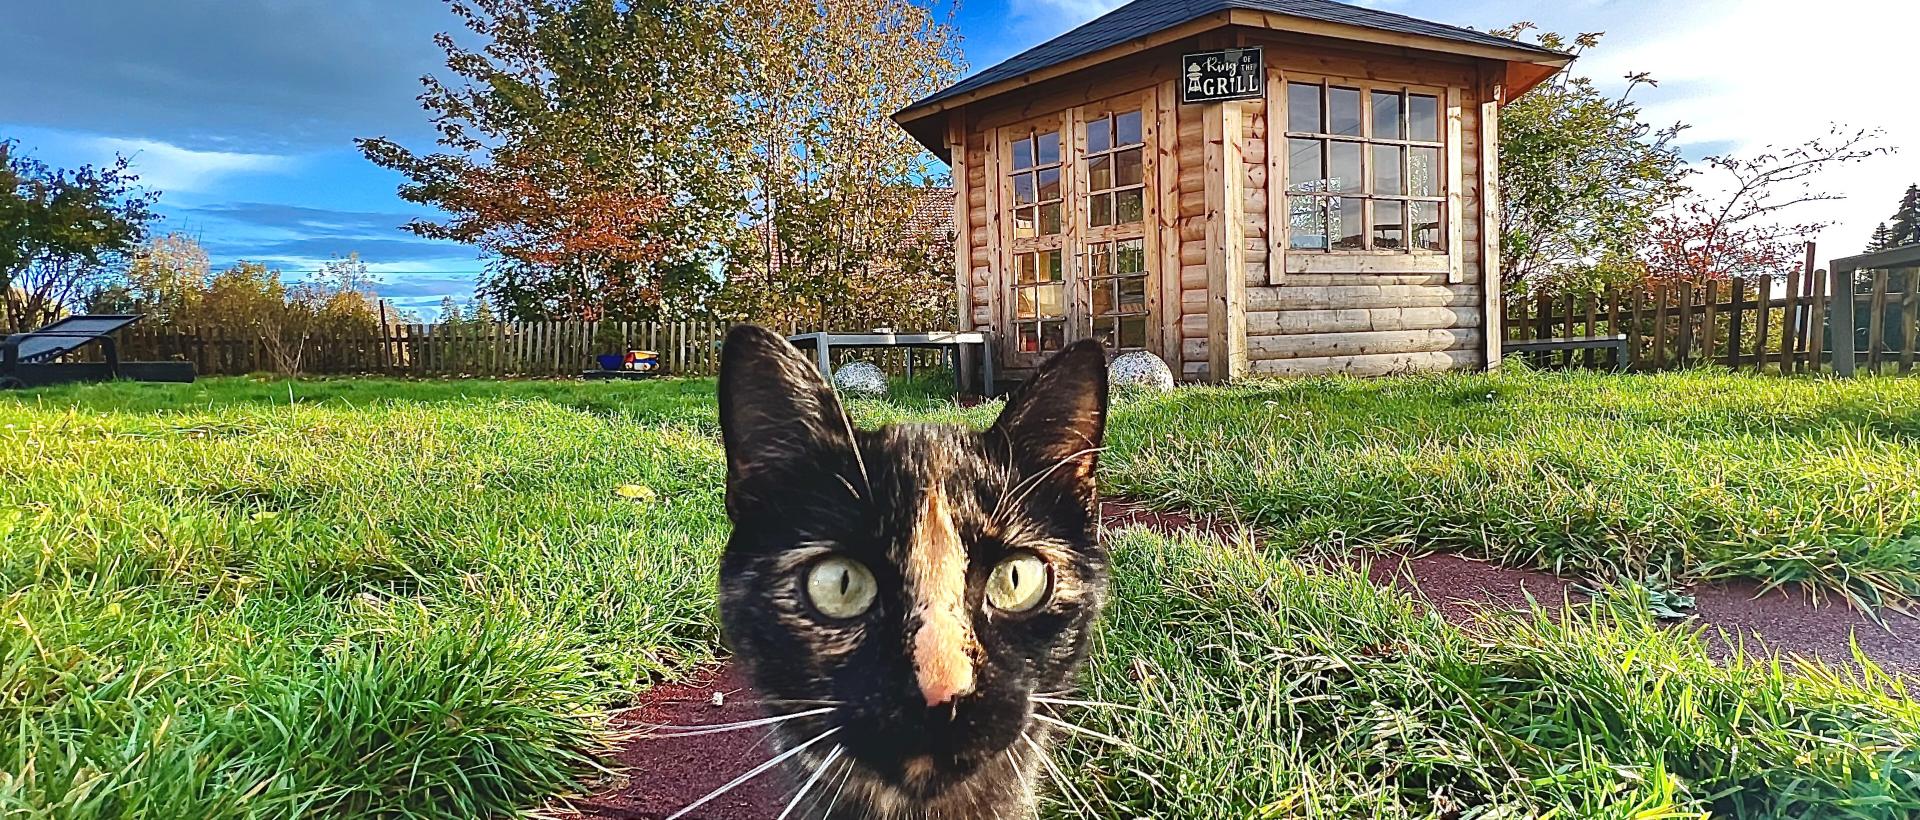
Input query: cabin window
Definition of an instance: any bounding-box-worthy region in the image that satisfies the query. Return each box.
[1285,79,1446,254]
[1083,110,1145,228]
[1009,125,1068,353]
[1081,108,1149,351]
[1086,237,1149,349]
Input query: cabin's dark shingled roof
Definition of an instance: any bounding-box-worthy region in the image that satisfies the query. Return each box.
[906,0,1563,113]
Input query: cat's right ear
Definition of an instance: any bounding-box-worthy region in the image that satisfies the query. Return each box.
[718,325,858,496]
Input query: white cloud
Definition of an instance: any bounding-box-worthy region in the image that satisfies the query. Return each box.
[84,136,294,194]
[1574,0,1920,255]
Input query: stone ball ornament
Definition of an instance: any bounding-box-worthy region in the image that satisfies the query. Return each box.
[1108,350,1175,392]
[832,361,888,398]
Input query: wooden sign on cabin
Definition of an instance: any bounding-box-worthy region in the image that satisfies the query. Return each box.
[893,0,1571,386]
[1181,48,1264,104]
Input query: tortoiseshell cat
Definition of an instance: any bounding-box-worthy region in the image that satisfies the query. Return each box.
[714,325,1109,819]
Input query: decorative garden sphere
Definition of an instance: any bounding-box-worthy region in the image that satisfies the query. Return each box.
[1108,351,1174,393]
[832,361,888,398]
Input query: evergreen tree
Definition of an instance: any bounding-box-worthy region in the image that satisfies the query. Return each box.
[1868,223,1891,252]
[1891,184,1920,247]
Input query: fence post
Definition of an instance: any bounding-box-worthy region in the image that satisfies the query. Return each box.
[1832,265,1856,377]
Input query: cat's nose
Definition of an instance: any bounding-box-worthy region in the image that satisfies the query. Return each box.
[919,670,975,707]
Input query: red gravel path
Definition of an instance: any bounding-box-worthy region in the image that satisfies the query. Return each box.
[559,498,1920,818]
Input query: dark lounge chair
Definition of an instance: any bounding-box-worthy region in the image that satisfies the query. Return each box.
[0,314,196,389]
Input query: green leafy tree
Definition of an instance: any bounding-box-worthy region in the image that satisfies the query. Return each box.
[359,0,745,322]
[721,0,962,330]
[1869,222,1894,252]
[1490,26,1688,294]
[0,140,157,331]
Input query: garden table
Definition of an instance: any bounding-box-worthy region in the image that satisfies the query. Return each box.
[786,331,995,396]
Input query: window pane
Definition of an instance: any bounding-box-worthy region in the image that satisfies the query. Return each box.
[1116,110,1142,146]
[1090,192,1112,227]
[1016,287,1036,319]
[1409,94,1440,142]
[1371,91,1403,139]
[1012,136,1033,170]
[1037,283,1064,317]
[1329,87,1362,137]
[1043,249,1062,282]
[1116,238,1145,273]
[1036,131,1060,165]
[1329,141,1362,194]
[1088,155,1112,191]
[1119,275,1146,309]
[1087,117,1111,154]
[1288,196,1327,249]
[1013,172,1036,205]
[1332,197,1364,250]
[1120,315,1147,348]
[1115,189,1143,224]
[1037,167,1061,201]
[1287,138,1323,193]
[1088,243,1111,279]
[1373,145,1404,195]
[1092,317,1116,349]
[1116,148,1143,186]
[1091,280,1114,315]
[1373,200,1404,250]
[1017,253,1038,284]
[1019,323,1039,352]
[1287,82,1322,133]
[1409,146,1440,197]
[1411,201,1442,251]
[1014,206,1036,238]
[1041,321,1065,351]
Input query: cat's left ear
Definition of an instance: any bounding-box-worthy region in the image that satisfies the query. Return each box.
[718,325,859,502]
[985,339,1108,502]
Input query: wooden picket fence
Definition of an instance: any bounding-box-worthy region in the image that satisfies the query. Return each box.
[1504,250,1920,375]
[109,318,951,378]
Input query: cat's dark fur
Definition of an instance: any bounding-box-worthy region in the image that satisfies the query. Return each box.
[715,325,1110,819]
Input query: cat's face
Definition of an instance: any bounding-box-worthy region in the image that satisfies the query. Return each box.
[715,325,1109,815]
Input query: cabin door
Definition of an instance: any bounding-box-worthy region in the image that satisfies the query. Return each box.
[999,91,1162,369]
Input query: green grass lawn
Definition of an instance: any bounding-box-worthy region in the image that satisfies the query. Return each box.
[5,371,1920,817]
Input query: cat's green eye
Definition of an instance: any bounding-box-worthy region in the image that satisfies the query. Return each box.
[805,556,877,619]
[985,553,1051,613]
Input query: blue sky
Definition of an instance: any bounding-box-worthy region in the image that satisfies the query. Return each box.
[3,0,1914,317]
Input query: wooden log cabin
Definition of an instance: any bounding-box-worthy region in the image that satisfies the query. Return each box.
[892,0,1569,383]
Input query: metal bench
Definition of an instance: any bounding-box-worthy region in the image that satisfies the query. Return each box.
[1503,334,1630,370]
[2,314,196,389]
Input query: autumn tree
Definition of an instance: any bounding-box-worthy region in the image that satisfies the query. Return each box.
[0,140,157,331]
[359,0,744,322]
[86,232,212,320]
[1491,26,1687,294]
[1642,127,1889,282]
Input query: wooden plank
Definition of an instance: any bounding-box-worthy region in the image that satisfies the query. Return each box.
[1900,270,1920,374]
[1725,280,1745,369]
[1675,281,1693,366]
[1478,71,1503,370]
[1247,305,1481,335]
[1245,327,1481,361]
[1263,67,1285,288]
[1248,283,1475,311]
[1156,79,1184,368]
[1868,269,1888,375]
[1204,99,1248,381]
[1700,280,1718,368]
[1753,277,1772,372]
[1282,253,1454,275]
[949,115,973,332]
[1248,347,1482,377]
[1783,250,1805,372]
[1446,84,1465,285]
[1581,292,1598,369]
[1829,267,1852,376]
[1651,281,1669,369]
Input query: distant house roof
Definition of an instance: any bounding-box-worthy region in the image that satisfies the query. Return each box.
[894,0,1570,157]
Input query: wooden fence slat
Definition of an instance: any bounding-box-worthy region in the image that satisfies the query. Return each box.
[1675,281,1694,365]
[1784,260,1803,373]
[1754,277,1772,372]
[1902,272,1919,374]
[1868,270,1889,375]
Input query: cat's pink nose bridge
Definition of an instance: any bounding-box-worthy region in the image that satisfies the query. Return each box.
[907,489,977,709]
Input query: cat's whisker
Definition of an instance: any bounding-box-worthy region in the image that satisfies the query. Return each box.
[776,744,844,820]
[1029,712,1153,757]
[1032,695,1164,716]
[665,725,841,820]
[643,706,835,738]
[1022,732,1095,819]
[817,753,859,820]
[996,445,1108,519]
